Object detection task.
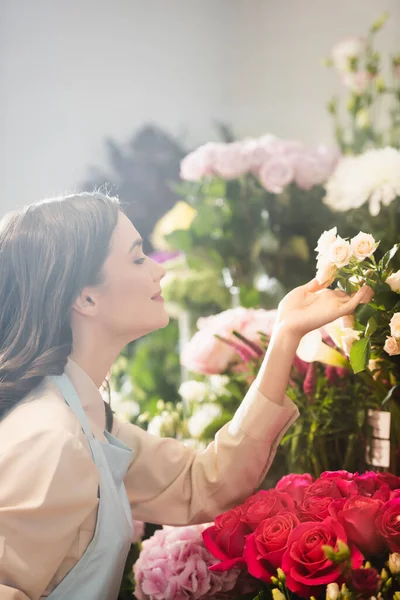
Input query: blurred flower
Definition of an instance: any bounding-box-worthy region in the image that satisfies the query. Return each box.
[297,329,349,368]
[388,552,400,575]
[386,270,400,293]
[342,71,373,94]
[324,148,400,216]
[259,156,294,193]
[331,36,366,72]
[188,403,222,438]
[326,582,340,600]
[178,380,209,404]
[208,374,230,397]
[212,141,254,179]
[151,201,197,250]
[180,142,218,181]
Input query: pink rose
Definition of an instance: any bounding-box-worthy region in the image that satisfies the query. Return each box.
[212,142,253,179]
[376,498,400,552]
[321,470,356,481]
[181,329,236,374]
[281,517,363,598]
[297,495,333,522]
[180,143,218,181]
[376,472,400,491]
[354,471,379,496]
[275,473,314,503]
[305,477,354,500]
[258,156,294,193]
[293,152,330,190]
[244,512,300,583]
[337,495,385,555]
[240,489,295,531]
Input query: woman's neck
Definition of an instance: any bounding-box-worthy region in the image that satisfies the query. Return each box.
[70,329,123,388]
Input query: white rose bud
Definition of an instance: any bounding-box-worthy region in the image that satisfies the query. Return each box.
[350,232,378,261]
[326,582,340,600]
[388,552,400,575]
[384,336,400,356]
[386,270,400,293]
[315,227,338,256]
[328,236,353,267]
[316,259,337,286]
[390,313,400,338]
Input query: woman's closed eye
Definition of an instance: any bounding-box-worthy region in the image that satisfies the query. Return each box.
[134,256,146,265]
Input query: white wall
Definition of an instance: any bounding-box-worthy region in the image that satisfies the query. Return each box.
[1,0,399,215]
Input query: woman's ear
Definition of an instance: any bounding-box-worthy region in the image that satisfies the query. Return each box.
[72,289,99,317]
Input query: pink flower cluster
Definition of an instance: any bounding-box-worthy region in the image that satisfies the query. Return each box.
[180,307,277,375]
[203,470,400,598]
[180,136,339,193]
[134,524,240,600]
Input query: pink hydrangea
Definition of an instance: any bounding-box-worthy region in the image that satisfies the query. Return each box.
[134,524,239,600]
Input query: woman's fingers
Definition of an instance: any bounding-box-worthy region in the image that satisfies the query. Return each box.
[341,285,373,314]
[303,278,327,293]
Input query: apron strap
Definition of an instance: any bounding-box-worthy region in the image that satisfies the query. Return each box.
[50,373,95,439]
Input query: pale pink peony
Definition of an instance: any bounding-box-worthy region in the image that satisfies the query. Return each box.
[181,308,277,375]
[180,143,218,181]
[212,141,254,179]
[258,156,294,193]
[134,524,239,600]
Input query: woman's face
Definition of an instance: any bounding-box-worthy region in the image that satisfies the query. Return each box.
[94,212,169,342]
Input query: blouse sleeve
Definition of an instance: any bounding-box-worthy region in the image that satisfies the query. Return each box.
[0,428,99,600]
[113,383,299,526]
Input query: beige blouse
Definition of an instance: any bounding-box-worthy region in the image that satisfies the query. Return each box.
[0,359,299,600]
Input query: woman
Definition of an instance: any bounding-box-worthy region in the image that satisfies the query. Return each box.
[0,192,372,600]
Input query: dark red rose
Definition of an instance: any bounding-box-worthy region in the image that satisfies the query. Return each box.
[376,472,400,491]
[337,495,384,556]
[351,568,381,597]
[354,471,379,496]
[297,495,332,522]
[240,489,295,531]
[203,506,250,571]
[243,512,300,583]
[275,473,313,503]
[375,498,400,552]
[281,517,363,598]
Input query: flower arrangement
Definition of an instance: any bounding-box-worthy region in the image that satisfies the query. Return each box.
[201,469,400,600]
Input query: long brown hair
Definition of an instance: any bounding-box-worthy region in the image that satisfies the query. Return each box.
[0,192,120,418]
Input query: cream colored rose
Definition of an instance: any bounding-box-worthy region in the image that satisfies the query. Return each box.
[315,227,337,256]
[340,327,361,356]
[350,232,377,260]
[386,270,400,293]
[326,582,340,600]
[388,553,400,576]
[327,235,353,267]
[390,312,400,338]
[316,259,337,286]
[384,336,400,356]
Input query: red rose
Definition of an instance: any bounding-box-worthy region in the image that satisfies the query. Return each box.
[354,471,379,496]
[202,506,250,571]
[321,470,356,481]
[376,472,400,490]
[240,489,295,531]
[297,495,332,522]
[275,473,313,503]
[375,498,400,552]
[281,517,363,598]
[351,568,381,597]
[304,478,351,500]
[337,495,384,556]
[243,512,300,583]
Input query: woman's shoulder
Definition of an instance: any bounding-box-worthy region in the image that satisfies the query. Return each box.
[0,377,83,454]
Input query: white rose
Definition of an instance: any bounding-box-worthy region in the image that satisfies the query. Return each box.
[316,258,337,286]
[315,227,337,256]
[178,380,209,403]
[350,232,378,261]
[384,336,400,356]
[327,236,353,267]
[388,552,400,576]
[386,270,400,293]
[340,327,361,356]
[390,312,400,338]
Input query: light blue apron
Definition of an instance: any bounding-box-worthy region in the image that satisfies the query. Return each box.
[47,374,134,600]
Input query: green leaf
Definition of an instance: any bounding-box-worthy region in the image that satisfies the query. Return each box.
[379,243,399,270]
[349,337,371,374]
[365,316,378,337]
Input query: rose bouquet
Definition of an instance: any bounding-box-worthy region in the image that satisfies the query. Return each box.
[202,470,400,600]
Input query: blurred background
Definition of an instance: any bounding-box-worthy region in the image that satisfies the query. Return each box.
[1,0,399,218]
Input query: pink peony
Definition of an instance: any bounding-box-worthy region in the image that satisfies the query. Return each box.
[134,524,239,600]
[258,155,294,193]
[181,307,277,375]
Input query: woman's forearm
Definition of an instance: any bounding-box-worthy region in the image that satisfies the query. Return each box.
[255,323,301,406]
